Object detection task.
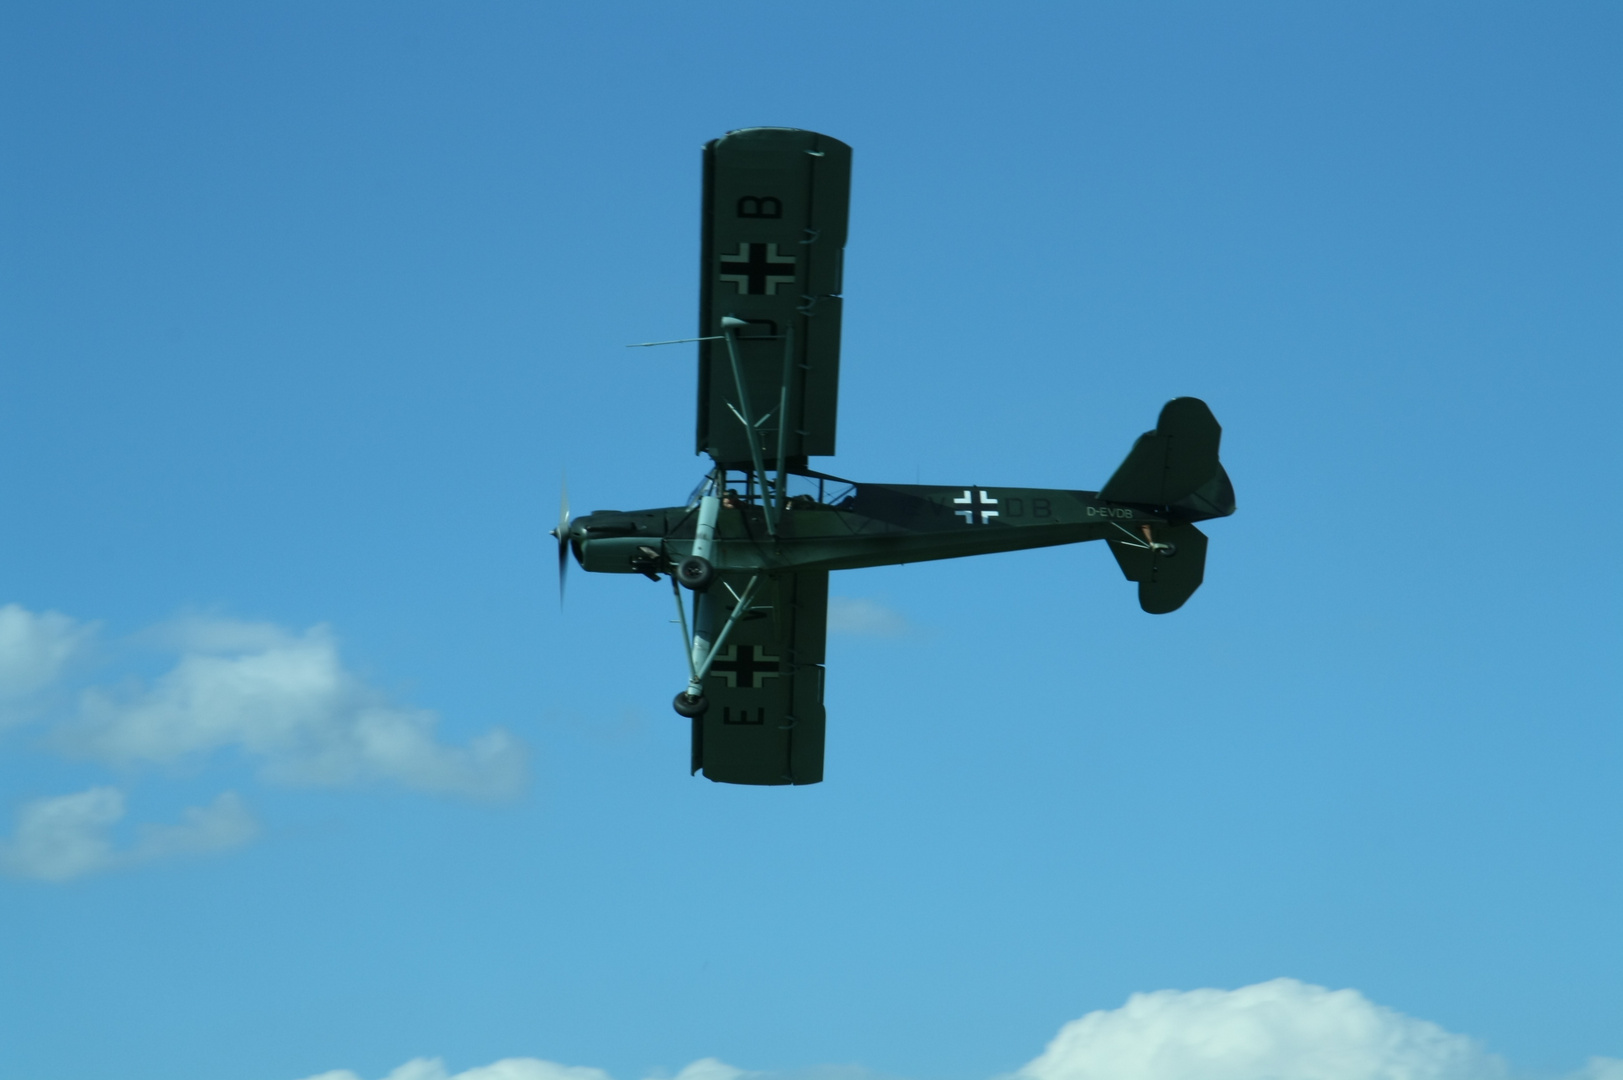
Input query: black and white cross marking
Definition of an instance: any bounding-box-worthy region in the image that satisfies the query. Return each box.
[718,242,797,296]
[953,489,1000,524]
[707,644,782,689]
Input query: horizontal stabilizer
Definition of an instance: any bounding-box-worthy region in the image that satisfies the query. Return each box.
[1101,397,1223,507]
[1108,522,1208,614]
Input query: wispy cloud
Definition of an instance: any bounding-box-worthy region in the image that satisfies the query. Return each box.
[0,603,95,721]
[299,1059,616,1080]
[1573,1060,1623,1080]
[0,786,256,882]
[289,980,1623,1080]
[0,603,529,881]
[828,597,910,638]
[297,1059,870,1080]
[61,618,526,799]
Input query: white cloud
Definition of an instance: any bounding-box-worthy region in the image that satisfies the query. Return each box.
[0,603,93,710]
[828,597,910,638]
[295,1059,881,1080]
[669,1063,745,1080]
[290,1025,1621,1080]
[297,1059,616,1080]
[1011,978,1507,1080]
[0,786,256,882]
[63,619,526,799]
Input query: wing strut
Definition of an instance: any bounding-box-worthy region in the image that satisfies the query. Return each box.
[671,572,699,682]
[719,320,780,536]
[676,573,765,707]
[773,324,794,527]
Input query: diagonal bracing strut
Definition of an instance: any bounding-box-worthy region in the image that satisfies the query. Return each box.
[682,573,764,700]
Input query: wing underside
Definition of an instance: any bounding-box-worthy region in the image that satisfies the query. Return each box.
[692,571,828,785]
[697,128,851,468]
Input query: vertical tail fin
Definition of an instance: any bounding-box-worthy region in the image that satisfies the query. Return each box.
[1100,397,1234,519]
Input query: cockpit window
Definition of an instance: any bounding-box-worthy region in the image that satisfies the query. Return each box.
[704,468,858,510]
[782,471,857,509]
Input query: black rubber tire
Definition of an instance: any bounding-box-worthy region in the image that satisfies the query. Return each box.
[672,692,708,718]
[676,555,715,591]
[1158,543,1178,558]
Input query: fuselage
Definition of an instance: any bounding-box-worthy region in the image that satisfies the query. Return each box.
[571,481,1167,577]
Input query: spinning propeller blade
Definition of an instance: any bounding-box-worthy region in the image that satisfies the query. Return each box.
[551,476,571,603]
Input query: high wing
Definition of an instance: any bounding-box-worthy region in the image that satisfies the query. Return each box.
[690,571,828,785]
[697,128,852,468]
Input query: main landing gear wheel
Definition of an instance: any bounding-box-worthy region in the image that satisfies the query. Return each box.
[676,555,715,591]
[673,692,708,718]
[1157,543,1178,557]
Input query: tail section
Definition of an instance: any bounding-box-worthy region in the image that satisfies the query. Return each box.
[1101,398,1235,613]
[1100,397,1234,517]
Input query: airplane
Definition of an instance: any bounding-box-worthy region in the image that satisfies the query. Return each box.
[554,127,1235,787]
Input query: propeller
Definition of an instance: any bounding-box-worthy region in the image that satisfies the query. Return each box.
[551,475,571,603]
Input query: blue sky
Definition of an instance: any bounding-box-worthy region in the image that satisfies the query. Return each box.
[1,3,1619,1079]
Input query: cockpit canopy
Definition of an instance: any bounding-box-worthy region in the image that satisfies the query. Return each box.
[687,468,858,512]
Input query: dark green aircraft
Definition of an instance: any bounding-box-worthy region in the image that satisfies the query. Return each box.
[555,127,1235,787]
